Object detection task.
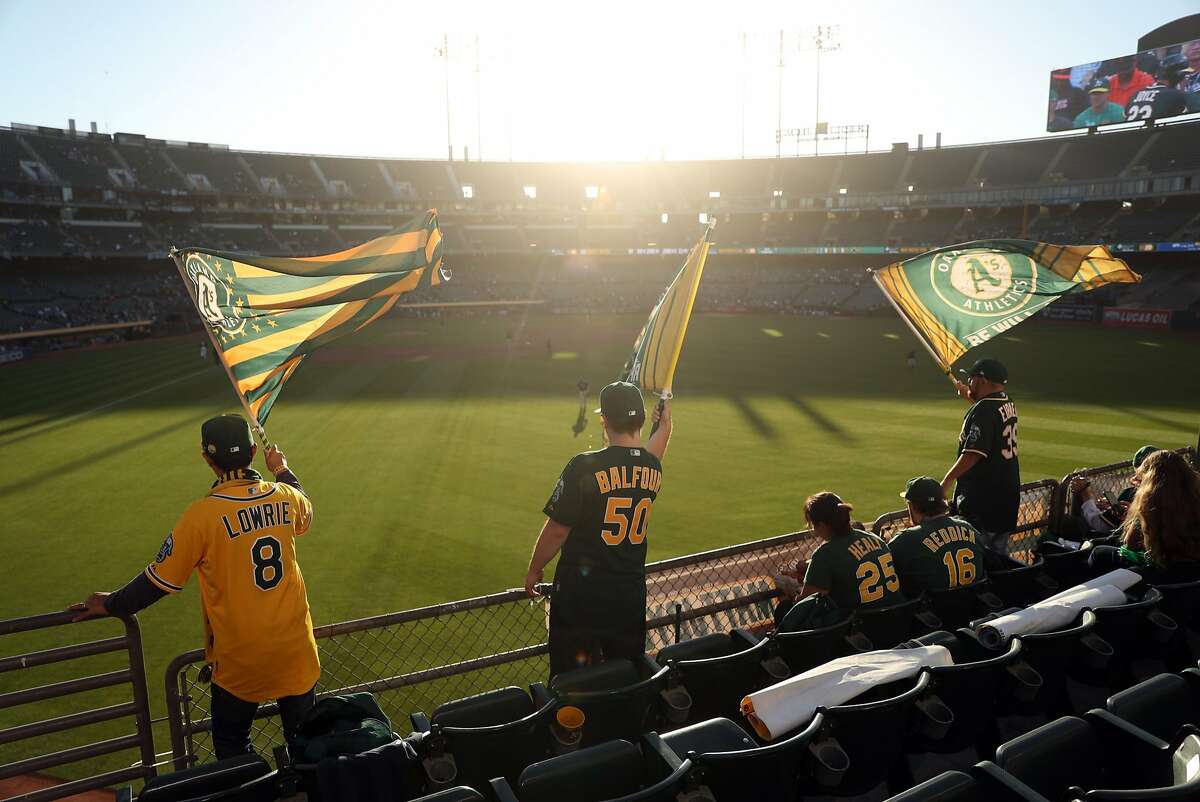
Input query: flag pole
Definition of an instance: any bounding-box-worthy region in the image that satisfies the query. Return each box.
[869,268,957,386]
[170,248,271,448]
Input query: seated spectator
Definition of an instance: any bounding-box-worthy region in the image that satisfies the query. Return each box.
[1067,445,1160,537]
[1074,79,1126,128]
[888,477,987,597]
[776,492,905,631]
[1089,450,1200,584]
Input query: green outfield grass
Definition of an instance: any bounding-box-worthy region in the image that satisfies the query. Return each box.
[1,311,1197,782]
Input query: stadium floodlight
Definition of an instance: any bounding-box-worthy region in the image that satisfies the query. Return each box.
[585,185,599,199]
[773,189,784,197]
[461,184,474,199]
[907,184,915,192]
[709,190,721,199]
[523,185,537,199]
[838,187,847,195]
[661,213,669,224]
[699,212,709,224]
[1121,200,1133,208]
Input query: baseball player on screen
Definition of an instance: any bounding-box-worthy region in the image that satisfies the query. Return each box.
[70,414,319,758]
[525,381,672,679]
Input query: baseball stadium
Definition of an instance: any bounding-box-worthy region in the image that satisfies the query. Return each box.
[4,5,1200,802]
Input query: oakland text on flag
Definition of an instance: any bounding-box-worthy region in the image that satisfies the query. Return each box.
[172,210,447,431]
[872,240,1140,372]
[623,224,714,395]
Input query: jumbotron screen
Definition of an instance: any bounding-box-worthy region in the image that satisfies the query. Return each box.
[1047,38,1200,131]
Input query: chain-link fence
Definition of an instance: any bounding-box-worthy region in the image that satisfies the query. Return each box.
[871,478,1058,564]
[1054,447,1196,536]
[165,529,821,769]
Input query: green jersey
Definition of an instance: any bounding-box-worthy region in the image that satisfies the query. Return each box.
[1073,103,1125,128]
[804,530,905,610]
[889,515,987,597]
[543,445,663,589]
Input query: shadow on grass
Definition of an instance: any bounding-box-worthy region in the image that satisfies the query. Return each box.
[1104,405,1198,434]
[728,395,778,440]
[783,393,858,444]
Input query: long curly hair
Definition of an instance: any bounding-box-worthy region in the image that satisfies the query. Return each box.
[1122,450,1200,566]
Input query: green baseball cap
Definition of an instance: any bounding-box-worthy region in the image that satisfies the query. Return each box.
[595,381,646,422]
[1133,445,1161,468]
[201,414,253,467]
[958,358,1008,384]
[901,476,945,504]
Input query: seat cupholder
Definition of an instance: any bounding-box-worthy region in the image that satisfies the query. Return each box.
[807,738,849,787]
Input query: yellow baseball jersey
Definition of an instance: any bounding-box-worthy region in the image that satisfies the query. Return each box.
[145,468,319,702]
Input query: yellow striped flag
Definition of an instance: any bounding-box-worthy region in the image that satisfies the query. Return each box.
[623,224,713,395]
[872,240,1140,373]
[171,210,447,434]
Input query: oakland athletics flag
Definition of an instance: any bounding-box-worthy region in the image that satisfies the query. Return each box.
[171,210,447,434]
[873,240,1140,372]
[623,224,713,395]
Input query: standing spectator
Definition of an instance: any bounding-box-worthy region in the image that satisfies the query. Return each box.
[940,359,1020,557]
[888,477,987,598]
[525,382,672,679]
[1123,54,1190,121]
[777,492,904,631]
[1074,79,1127,128]
[1088,450,1200,584]
[1105,54,1155,109]
[70,415,318,758]
[200,342,208,362]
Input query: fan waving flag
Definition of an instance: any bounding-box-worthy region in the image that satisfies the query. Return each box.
[872,240,1140,373]
[171,210,447,436]
[623,224,714,395]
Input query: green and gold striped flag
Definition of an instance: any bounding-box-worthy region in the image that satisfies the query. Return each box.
[873,240,1140,373]
[623,224,713,395]
[171,210,447,434]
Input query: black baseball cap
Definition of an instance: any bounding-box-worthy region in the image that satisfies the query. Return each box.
[958,358,1008,384]
[902,476,945,504]
[595,381,646,422]
[1086,77,1111,93]
[1133,445,1161,468]
[201,414,253,467]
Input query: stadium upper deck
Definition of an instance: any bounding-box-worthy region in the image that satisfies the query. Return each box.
[1,118,1198,260]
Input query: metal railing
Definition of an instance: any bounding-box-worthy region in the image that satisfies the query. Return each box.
[0,611,157,802]
[1054,447,1197,535]
[164,528,821,769]
[871,478,1059,562]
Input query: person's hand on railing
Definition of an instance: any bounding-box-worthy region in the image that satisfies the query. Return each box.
[68,592,110,622]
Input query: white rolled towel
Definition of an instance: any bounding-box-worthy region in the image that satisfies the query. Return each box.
[740,645,952,741]
[1040,568,1143,604]
[976,583,1129,648]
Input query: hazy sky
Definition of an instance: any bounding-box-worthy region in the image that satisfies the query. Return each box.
[0,1,1193,161]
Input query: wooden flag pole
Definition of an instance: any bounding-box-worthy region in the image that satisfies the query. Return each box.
[169,248,271,448]
[869,268,958,387]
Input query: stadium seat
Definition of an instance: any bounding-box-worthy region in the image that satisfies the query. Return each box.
[925,581,1005,631]
[549,657,671,747]
[1006,610,1112,718]
[135,754,275,802]
[1151,578,1200,666]
[1037,542,1100,590]
[1106,671,1200,744]
[496,733,694,802]
[660,630,782,724]
[904,634,1041,759]
[409,684,556,790]
[771,613,857,676]
[661,713,832,802]
[299,737,424,802]
[987,559,1058,608]
[993,711,1200,801]
[1091,586,1178,692]
[796,671,936,798]
[853,597,940,650]
[881,770,991,802]
[409,787,485,802]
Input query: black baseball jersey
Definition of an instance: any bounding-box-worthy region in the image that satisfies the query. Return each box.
[955,392,1020,535]
[1124,84,1187,121]
[889,515,987,597]
[544,445,662,589]
[804,530,905,610]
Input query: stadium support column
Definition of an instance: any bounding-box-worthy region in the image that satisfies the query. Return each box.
[438,33,452,161]
[776,30,784,159]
